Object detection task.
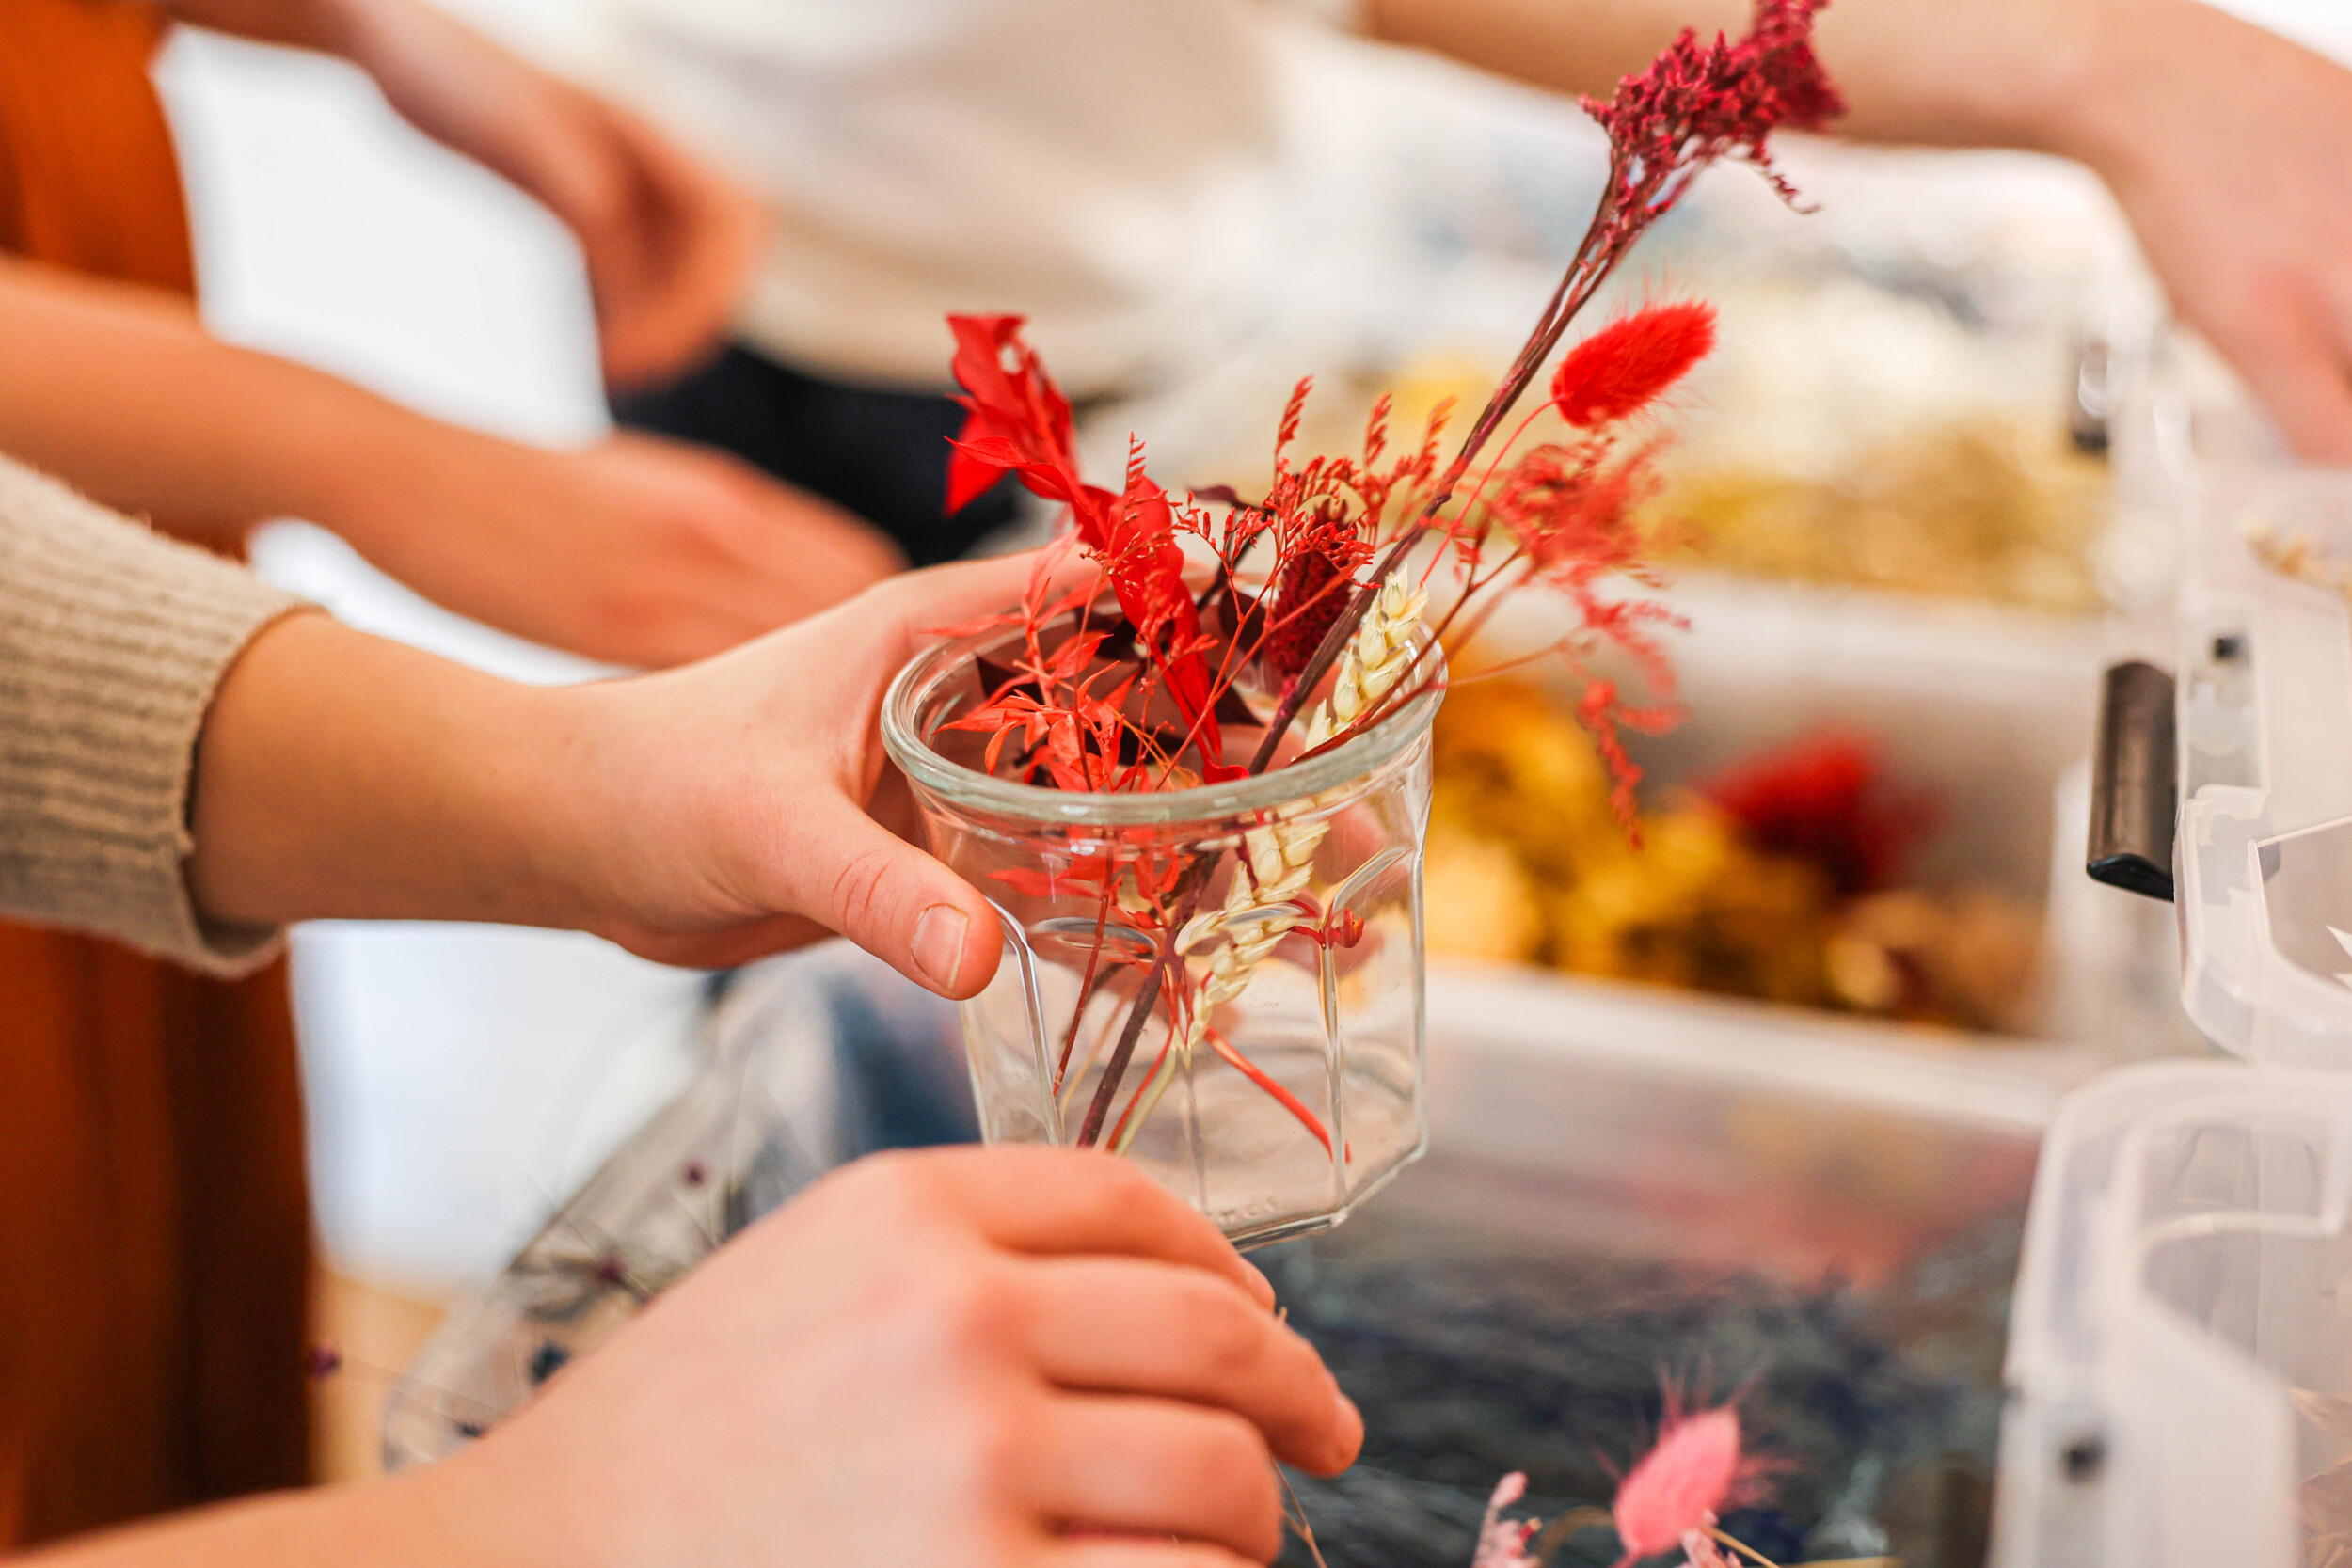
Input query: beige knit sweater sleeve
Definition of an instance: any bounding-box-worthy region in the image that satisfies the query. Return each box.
[0,457,309,975]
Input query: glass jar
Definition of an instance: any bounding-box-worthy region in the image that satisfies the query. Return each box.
[883,626,1439,1247]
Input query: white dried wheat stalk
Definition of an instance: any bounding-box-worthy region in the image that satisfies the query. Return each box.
[1111,579,1427,1151]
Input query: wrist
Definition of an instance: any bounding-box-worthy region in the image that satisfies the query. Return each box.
[2032,0,2237,191]
[505,676,630,938]
[299,393,512,562]
[354,1452,556,1568]
[189,614,588,930]
[1811,0,2126,155]
[275,0,382,62]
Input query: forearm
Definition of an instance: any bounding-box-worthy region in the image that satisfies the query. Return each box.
[185,610,596,933]
[21,1471,502,1568]
[1362,0,2131,157]
[152,0,359,54]
[160,0,565,200]
[0,257,459,549]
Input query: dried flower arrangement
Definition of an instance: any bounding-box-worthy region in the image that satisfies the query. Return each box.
[909,1,1843,1180]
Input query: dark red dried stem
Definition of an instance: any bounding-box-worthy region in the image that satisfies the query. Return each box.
[1085,198,1640,1145]
[1073,0,1841,1147]
[1054,881,1118,1094]
[1076,888,1200,1146]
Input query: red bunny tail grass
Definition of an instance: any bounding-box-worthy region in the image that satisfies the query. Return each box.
[1550,301,1718,428]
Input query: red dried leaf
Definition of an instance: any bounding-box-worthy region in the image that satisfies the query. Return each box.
[1578,679,1646,832]
[946,319,1232,777]
[946,314,1083,516]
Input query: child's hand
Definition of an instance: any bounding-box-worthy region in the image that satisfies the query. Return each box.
[187,553,1084,997]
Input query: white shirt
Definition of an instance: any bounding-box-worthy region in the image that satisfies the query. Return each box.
[594,0,1352,396]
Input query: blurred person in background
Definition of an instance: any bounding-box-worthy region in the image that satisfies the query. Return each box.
[603,0,2352,561]
[3,0,904,669]
[0,0,892,1549]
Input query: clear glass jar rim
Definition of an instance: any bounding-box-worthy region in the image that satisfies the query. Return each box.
[882,626,1444,827]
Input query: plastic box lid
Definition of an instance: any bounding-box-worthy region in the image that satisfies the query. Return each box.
[2176,469,2352,1068]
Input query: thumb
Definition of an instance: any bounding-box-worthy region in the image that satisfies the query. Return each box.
[779,800,1002,999]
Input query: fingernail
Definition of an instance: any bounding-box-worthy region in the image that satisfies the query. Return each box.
[1242,1260,1278,1307]
[1336,1391,1363,1449]
[913,905,971,992]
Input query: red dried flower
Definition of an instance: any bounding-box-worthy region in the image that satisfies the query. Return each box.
[944,313,1087,517]
[1488,437,1661,588]
[924,0,1842,1171]
[1700,731,1936,896]
[1584,0,1845,225]
[1264,501,1373,681]
[946,316,1232,778]
[1549,302,1718,428]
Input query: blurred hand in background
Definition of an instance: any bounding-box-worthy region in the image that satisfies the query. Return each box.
[1375,0,2352,464]
[330,429,905,670]
[167,0,764,390]
[0,259,900,669]
[2064,2,2352,466]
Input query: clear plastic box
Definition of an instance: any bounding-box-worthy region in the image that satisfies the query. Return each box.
[1994,352,2352,1568]
[1992,1059,2352,1568]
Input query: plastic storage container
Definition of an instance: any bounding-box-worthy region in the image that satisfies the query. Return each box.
[1432,572,2195,1127]
[1994,361,2352,1567]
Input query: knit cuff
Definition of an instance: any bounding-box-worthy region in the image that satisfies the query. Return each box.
[0,460,309,976]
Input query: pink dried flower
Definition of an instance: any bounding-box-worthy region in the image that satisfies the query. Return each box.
[1611,1402,1747,1565]
[1473,1472,1542,1568]
[1678,1530,1738,1568]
